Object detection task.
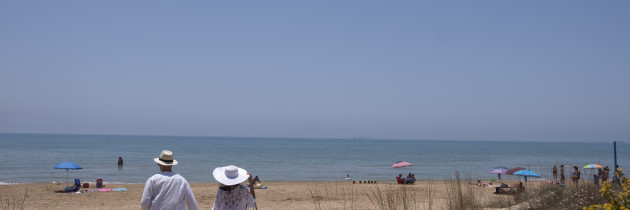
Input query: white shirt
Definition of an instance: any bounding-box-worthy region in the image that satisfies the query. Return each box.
[141,172,198,210]
[212,185,255,210]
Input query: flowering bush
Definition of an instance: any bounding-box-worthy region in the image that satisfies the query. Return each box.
[585,168,630,210]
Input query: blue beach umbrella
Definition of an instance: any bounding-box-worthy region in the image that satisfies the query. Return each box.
[512,170,540,182]
[54,161,82,187]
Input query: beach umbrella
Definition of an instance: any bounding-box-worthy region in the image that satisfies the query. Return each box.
[392,161,413,168]
[583,164,603,179]
[54,161,82,187]
[512,170,540,182]
[507,167,526,175]
[493,166,510,170]
[489,168,508,180]
[583,164,603,169]
[489,168,508,174]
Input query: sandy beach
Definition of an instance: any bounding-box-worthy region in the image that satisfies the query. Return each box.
[0,179,522,210]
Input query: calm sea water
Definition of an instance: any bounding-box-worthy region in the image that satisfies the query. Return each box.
[0,133,627,184]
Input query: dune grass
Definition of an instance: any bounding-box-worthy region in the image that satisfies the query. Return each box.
[443,171,480,209]
[307,170,608,210]
[308,182,358,210]
[518,183,605,209]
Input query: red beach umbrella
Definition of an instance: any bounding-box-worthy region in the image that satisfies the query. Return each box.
[507,167,526,175]
[392,161,413,168]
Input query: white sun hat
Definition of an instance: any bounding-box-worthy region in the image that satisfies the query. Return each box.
[154,150,179,166]
[213,165,249,186]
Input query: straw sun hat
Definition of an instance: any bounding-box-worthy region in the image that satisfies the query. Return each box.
[213,165,249,186]
[154,150,179,166]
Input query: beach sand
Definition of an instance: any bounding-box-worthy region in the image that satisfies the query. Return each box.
[0,180,517,209]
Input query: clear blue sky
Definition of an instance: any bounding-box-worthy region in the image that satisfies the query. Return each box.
[1,1,628,142]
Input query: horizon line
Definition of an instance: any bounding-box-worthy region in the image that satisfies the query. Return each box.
[0,132,620,144]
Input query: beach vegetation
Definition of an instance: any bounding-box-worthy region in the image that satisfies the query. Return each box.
[443,171,517,209]
[309,181,426,210]
[516,182,603,209]
[308,182,357,210]
[443,171,480,209]
[306,169,612,210]
[364,183,420,210]
[585,168,630,210]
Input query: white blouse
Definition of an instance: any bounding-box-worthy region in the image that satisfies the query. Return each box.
[212,185,255,210]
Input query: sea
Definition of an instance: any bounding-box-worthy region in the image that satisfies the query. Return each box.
[0,133,627,184]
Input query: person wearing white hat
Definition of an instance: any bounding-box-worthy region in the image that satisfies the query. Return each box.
[211,165,256,210]
[141,150,198,210]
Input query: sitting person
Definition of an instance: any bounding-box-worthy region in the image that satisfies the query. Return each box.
[251,176,266,189]
[396,174,406,184]
[517,182,525,192]
[405,173,416,184]
[65,179,81,192]
[494,183,514,194]
[407,174,416,184]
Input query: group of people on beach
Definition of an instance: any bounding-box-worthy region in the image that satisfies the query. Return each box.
[396,173,416,184]
[552,165,613,186]
[595,166,612,185]
[140,150,259,210]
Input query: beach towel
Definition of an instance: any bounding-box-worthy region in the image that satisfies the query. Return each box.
[86,188,126,192]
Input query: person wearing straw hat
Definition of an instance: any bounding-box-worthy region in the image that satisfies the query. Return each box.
[141,150,198,210]
[211,165,256,210]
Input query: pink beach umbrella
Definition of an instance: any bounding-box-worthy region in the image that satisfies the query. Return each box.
[489,168,508,180]
[392,161,413,168]
[489,168,508,174]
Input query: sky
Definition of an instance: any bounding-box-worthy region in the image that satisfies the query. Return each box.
[1,1,629,142]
